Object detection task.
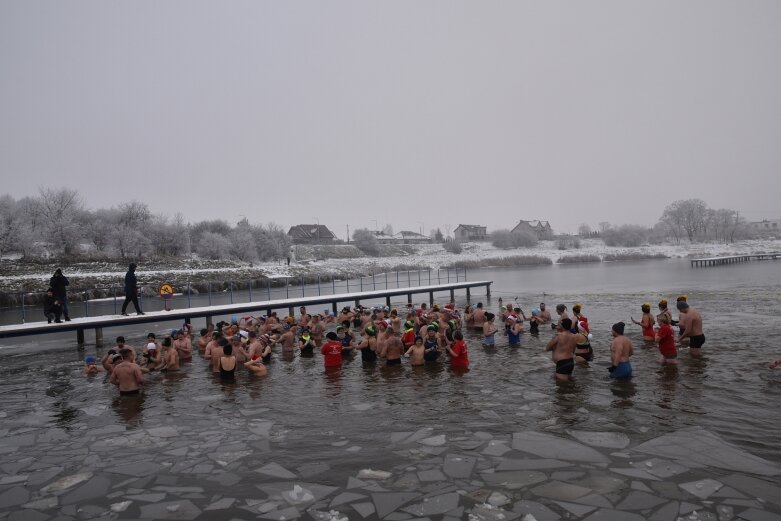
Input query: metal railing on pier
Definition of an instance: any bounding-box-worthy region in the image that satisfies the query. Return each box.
[0,268,468,325]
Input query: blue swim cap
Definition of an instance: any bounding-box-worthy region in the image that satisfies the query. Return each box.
[231,315,238,324]
[85,355,96,364]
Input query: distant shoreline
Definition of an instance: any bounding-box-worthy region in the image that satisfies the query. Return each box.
[2,238,780,298]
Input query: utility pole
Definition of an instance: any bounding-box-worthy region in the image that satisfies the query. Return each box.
[346,224,350,243]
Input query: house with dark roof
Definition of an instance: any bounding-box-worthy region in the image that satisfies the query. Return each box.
[395,230,432,244]
[454,224,487,242]
[287,224,337,244]
[511,220,554,240]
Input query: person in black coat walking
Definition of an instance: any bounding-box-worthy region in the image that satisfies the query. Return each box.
[49,268,71,321]
[121,263,144,315]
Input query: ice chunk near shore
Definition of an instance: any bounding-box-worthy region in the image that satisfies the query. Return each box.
[420,434,447,446]
[110,500,132,512]
[256,462,297,479]
[566,430,630,449]
[512,431,610,463]
[41,471,93,493]
[634,427,781,476]
[678,479,723,500]
[357,469,392,480]
[309,508,349,521]
[283,484,314,504]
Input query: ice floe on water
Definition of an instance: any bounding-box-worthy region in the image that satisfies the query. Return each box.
[357,469,393,480]
[634,427,781,477]
[2,414,781,521]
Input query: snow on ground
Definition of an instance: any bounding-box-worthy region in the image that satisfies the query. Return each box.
[2,238,781,292]
[304,238,781,274]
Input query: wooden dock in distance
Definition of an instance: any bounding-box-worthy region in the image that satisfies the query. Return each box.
[690,253,780,267]
[0,280,492,344]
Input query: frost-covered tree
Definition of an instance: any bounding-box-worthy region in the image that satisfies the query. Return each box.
[352,228,380,256]
[254,223,291,261]
[144,213,190,258]
[661,199,708,242]
[36,187,84,256]
[229,227,258,262]
[601,225,649,247]
[706,208,747,243]
[190,219,231,247]
[112,201,152,258]
[577,223,592,236]
[83,208,115,252]
[0,195,24,258]
[196,231,231,260]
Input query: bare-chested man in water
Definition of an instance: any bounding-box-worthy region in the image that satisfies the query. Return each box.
[676,301,705,358]
[608,322,633,379]
[537,303,552,325]
[159,337,180,372]
[471,302,486,329]
[110,349,144,395]
[545,318,576,382]
[381,329,403,367]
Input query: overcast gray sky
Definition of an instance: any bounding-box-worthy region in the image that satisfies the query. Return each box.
[2,1,780,239]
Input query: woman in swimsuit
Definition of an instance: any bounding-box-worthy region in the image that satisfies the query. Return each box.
[656,299,673,325]
[632,303,656,342]
[482,313,498,346]
[571,304,588,333]
[219,344,237,381]
[574,321,594,363]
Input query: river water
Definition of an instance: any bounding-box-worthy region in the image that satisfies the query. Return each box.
[0,258,779,520]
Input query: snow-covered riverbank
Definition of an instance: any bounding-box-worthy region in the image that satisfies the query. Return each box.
[2,238,780,294]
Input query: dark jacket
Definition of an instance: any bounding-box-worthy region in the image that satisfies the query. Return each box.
[44,294,61,314]
[49,274,69,298]
[124,270,137,294]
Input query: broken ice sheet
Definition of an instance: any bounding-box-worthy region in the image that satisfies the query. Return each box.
[371,492,420,518]
[633,428,781,477]
[138,500,202,520]
[418,469,447,482]
[482,440,511,457]
[615,490,667,510]
[40,472,93,493]
[357,469,392,480]
[443,454,476,479]
[479,470,547,488]
[531,480,592,501]
[512,431,610,463]
[678,478,723,500]
[255,462,297,480]
[566,430,630,449]
[581,508,646,521]
[402,491,460,516]
[631,458,689,479]
[256,482,338,506]
[329,492,366,508]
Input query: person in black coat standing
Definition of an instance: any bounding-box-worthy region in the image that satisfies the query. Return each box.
[120,263,144,315]
[49,268,71,321]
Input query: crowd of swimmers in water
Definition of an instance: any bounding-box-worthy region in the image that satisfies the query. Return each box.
[82,293,720,394]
